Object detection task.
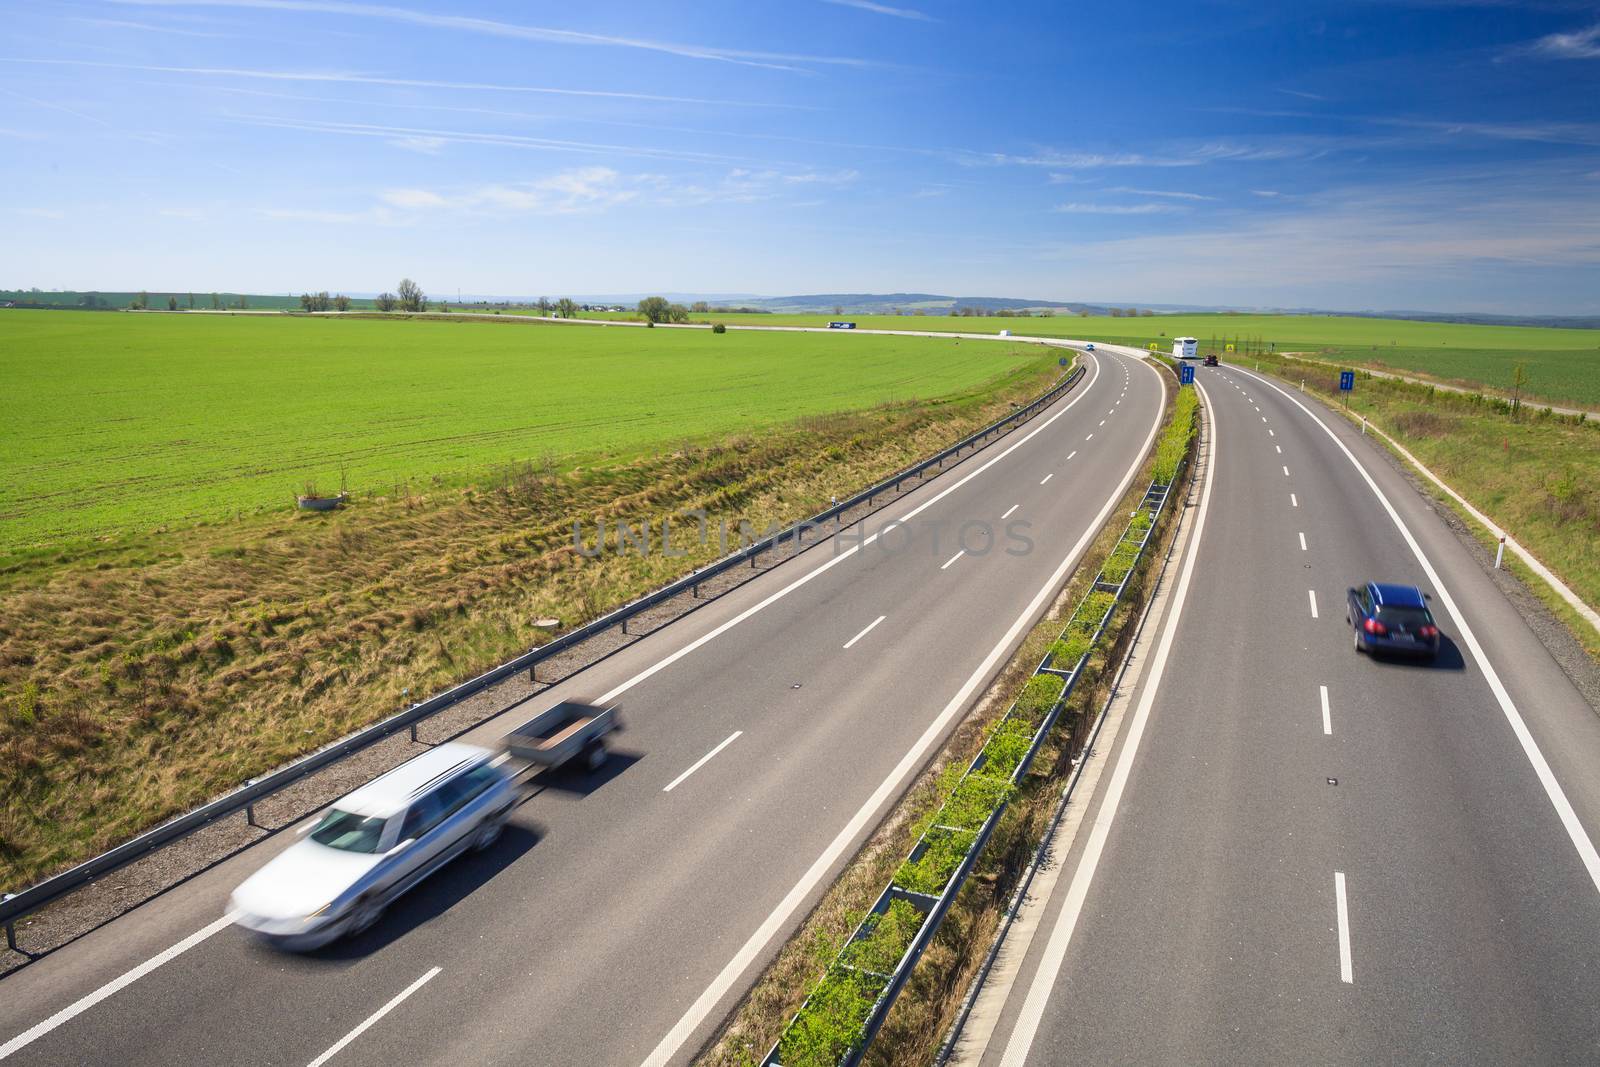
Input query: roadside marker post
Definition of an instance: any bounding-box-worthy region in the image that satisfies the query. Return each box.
[1495,536,1506,569]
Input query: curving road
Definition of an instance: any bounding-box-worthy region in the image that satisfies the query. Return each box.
[966,358,1600,1065]
[0,349,1169,1066]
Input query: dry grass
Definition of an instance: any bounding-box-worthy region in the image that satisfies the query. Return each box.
[0,363,1060,890]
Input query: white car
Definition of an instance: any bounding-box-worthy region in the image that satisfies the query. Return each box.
[230,742,516,950]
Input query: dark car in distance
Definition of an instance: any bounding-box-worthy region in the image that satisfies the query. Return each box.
[1347,582,1441,659]
[1203,354,1219,366]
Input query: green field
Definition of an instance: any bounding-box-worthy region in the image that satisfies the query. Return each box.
[0,311,1046,549]
[567,311,1600,407]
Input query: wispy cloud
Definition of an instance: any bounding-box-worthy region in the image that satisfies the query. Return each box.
[1274,88,1325,101]
[2,58,815,109]
[1252,189,1284,197]
[1522,22,1600,59]
[1052,202,1182,215]
[989,142,1306,170]
[71,16,234,37]
[1104,187,1214,201]
[381,167,640,215]
[108,0,881,72]
[821,0,934,21]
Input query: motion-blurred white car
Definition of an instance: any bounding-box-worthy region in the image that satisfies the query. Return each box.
[230,742,516,950]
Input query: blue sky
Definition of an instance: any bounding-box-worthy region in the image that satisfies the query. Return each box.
[4,1,1600,313]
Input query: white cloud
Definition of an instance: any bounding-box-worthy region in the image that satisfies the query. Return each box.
[1274,88,1325,101]
[1052,202,1182,215]
[1104,187,1214,201]
[379,188,447,209]
[387,135,446,153]
[1525,22,1600,59]
[821,0,934,21]
[1252,189,1283,197]
[783,169,860,185]
[381,168,638,216]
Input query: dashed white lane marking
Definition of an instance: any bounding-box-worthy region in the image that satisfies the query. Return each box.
[1086,433,1095,441]
[1276,445,1283,454]
[1098,419,1106,427]
[306,968,442,1067]
[1299,531,1308,551]
[1283,465,1290,477]
[842,615,887,650]
[1067,450,1078,460]
[0,912,240,1061]
[1001,504,1020,520]
[1261,415,1268,423]
[1291,493,1299,507]
[1320,684,1332,735]
[1040,473,1054,485]
[1268,428,1275,437]
[663,731,743,792]
[1309,589,1319,618]
[941,549,965,570]
[1335,872,1354,983]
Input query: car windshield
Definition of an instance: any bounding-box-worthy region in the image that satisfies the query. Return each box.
[1376,605,1431,628]
[309,809,388,853]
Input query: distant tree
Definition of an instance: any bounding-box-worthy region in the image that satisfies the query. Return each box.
[667,303,689,323]
[300,293,313,312]
[334,293,351,312]
[375,291,397,312]
[1125,307,1138,318]
[436,301,450,313]
[167,295,179,311]
[637,296,672,324]
[132,290,148,310]
[211,292,222,309]
[691,301,709,313]
[556,297,579,318]
[1109,307,1122,317]
[1140,308,1154,316]
[187,292,195,309]
[1511,361,1529,419]
[238,294,248,309]
[1040,308,1055,318]
[948,307,959,317]
[712,322,727,334]
[536,297,553,314]
[396,277,425,313]
[833,305,843,316]
[1078,310,1089,318]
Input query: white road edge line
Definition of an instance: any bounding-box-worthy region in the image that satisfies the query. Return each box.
[663,731,743,793]
[1334,872,1354,984]
[0,912,240,1061]
[1320,684,1332,735]
[639,354,1168,1067]
[1309,589,1319,619]
[306,967,442,1067]
[843,615,887,650]
[1001,504,1020,520]
[942,549,966,570]
[1,353,1113,1059]
[997,376,1215,1067]
[1236,366,1600,896]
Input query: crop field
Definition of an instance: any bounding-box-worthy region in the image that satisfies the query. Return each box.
[0,311,1048,550]
[571,311,1600,407]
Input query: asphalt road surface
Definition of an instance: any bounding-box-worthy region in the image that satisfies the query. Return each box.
[0,349,1168,1066]
[974,361,1600,1065]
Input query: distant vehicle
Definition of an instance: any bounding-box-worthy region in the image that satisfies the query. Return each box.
[1085,343,1096,352]
[1203,353,1219,366]
[229,742,516,950]
[1173,337,1198,359]
[1347,582,1440,659]
[827,321,856,330]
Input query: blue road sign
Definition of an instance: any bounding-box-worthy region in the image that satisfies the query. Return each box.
[1179,364,1195,385]
[1058,356,1068,367]
[1339,370,1355,391]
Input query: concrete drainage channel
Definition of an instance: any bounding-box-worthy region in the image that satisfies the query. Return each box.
[0,361,1087,963]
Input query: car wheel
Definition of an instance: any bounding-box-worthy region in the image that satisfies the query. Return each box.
[585,742,607,771]
[347,894,385,937]
[473,814,505,852]
[1353,629,1363,654]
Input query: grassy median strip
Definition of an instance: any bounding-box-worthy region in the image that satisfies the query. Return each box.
[0,338,1062,890]
[710,370,1199,1067]
[1245,353,1599,659]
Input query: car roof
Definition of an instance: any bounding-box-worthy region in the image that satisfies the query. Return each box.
[334,742,493,819]
[1370,582,1426,608]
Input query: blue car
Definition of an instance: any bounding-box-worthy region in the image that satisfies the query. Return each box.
[1347,582,1441,659]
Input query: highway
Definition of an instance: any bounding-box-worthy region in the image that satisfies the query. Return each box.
[966,360,1600,1064]
[0,349,1168,1066]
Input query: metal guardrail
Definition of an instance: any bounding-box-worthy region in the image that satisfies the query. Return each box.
[761,467,1179,1067]
[1,359,1087,948]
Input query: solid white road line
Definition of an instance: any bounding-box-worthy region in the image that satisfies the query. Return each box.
[1299,531,1308,551]
[1040,473,1054,486]
[1321,685,1332,735]
[663,732,743,793]
[842,615,886,650]
[0,912,240,1060]
[1237,366,1600,897]
[942,549,966,570]
[997,377,1215,1067]
[306,967,441,1067]
[1334,873,1354,984]
[1001,504,1020,520]
[639,355,1169,1067]
[1309,589,1319,619]
[1291,493,1298,507]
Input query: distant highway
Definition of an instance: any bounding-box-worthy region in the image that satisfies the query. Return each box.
[960,358,1600,1064]
[1,349,1168,1065]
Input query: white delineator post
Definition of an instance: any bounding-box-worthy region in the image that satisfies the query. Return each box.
[1495,536,1506,570]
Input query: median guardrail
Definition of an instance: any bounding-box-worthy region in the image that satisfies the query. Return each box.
[2,358,1087,951]
[762,468,1179,1067]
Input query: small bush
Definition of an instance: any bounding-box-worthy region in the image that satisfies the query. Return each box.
[941,773,1014,831]
[895,826,975,896]
[1048,635,1090,672]
[842,899,925,974]
[712,322,727,334]
[775,964,884,1067]
[978,716,1035,779]
[1014,673,1065,722]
